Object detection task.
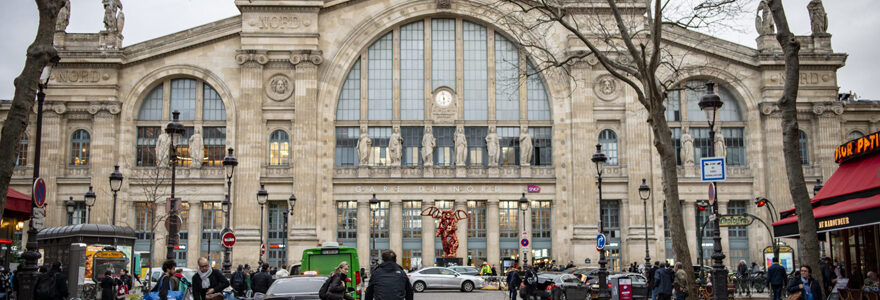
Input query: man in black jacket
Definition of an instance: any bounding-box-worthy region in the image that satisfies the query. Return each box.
[191,257,230,300]
[506,267,522,300]
[231,265,248,297]
[364,250,413,300]
[251,263,274,300]
[767,257,787,300]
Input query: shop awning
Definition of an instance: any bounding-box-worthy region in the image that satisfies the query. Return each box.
[813,153,880,203]
[773,194,880,238]
[4,188,32,220]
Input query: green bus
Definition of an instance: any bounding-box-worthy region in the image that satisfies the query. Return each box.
[301,243,362,297]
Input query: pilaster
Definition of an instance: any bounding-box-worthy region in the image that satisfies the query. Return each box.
[487,199,500,267]
[357,200,370,270]
[90,106,120,225]
[390,200,403,259]
[290,51,322,252]
[233,50,268,246]
[455,199,467,259]
[421,198,435,266]
[187,201,202,269]
[813,103,843,179]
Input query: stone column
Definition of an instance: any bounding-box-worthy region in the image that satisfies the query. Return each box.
[390,200,403,259]
[153,198,169,263]
[357,200,370,270]
[569,61,598,258]
[814,104,843,179]
[454,199,467,260]
[487,199,500,267]
[290,51,322,258]
[233,50,268,263]
[421,199,435,266]
[90,106,119,225]
[187,201,202,269]
[762,111,791,214]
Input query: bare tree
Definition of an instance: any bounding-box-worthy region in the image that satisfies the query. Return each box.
[123,162,171,289]
[766,0,823,290]
[0,0,65,223]
[488,1,751,298]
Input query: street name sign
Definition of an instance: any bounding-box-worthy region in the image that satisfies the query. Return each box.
[700,157,726,182]
[32,206,45,230]
[718,215,753,227]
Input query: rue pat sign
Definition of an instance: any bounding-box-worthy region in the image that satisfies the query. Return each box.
[700,157,726,182]
[718,215,753,227]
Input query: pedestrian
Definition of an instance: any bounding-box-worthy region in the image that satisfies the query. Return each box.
[490,264,498,276]
[820,257,837,296]
[34,261,68,300]
[151,259,180,300]
[648,261,659,300]
[100,270,122,300]
[244,263,253,296]
[652,262,673,300]
[276,264,289,278]
[523,266,539,300]
[269,267,277,277]
[736,260,749,296]
[767,257,786,300]
[566,261,575,270]
[506,266,522,300]
[364,250,414,300]
[120,268,133,291]
[864,271,880,292]
[251,263,274,300]
[191,257,230,300]
[231,265,248,297]
[787,265,823,300]
[319,262,354,300]
[480,262,492,276]
[673,262,689,300]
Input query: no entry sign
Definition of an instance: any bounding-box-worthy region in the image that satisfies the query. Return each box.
[222,232,236,248]
[261,244,266,255]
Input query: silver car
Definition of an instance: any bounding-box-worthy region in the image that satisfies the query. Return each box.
[407,267,486,292]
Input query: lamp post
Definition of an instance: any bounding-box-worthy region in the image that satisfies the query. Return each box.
[755,197,780,259]
[165,110,185,260]
[369,193,378,268]
[84,186,96,224]
[519,193,530,267]
[20,55,60,300]
[257,184,268,264]
[222,147,237,277]
[285,194,296,267]
[66,197,76,225]
[638,178,651,291]
[593,144,611,300]
[109,165,124,226]
[699,81,727,300]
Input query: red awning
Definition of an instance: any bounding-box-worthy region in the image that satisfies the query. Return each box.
[773,194,880,238]
[813,153,880,203]
[4,188,32,219]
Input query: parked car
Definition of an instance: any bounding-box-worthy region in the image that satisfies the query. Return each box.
[589,273,647,300]
[264,275,331,300]
[448,266,481,276]
[568,267,600,283]
[407,267,486,292]
[145,267,196,286]
[519,272,590,300]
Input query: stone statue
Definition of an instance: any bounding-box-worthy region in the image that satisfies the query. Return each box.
[519,126,533,166]
[486,126,500,167]
[56,0,70,32]
[189,129,204,168]
[103,0,118,32]
[155,128,171,167]
[389,126,403,166]
[357,125,372,166]
[422,125,436,166]
[714,130,727,159]
[681,130,695,165]
[454,126,467,166]
[807,0,827,35]
[116,4,125,34]
[755,0,775,35]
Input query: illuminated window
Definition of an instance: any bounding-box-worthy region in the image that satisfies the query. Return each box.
[370,201,390,239]
[69,129,91,166]
[403,201,422,238]
[466,127,487,166]
[337,201,358,241]
[499,201,520,238]
[369,127,391,166]
[269,130,290,166]
[531,201,551,238]
[499,127,520,166]
[402,127,423,166]
[434,127,455,166]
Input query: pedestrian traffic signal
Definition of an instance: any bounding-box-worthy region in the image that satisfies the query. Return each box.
[697,200,709,211]
[755,197,768,208]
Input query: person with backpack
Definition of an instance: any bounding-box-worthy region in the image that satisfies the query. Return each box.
[364,250,413,300]
[34,261,67,300]
[523,266,539,300]
[505,266,522,300]
[319,262,354,300]
[151,260,181,300]
[231,265,248,297]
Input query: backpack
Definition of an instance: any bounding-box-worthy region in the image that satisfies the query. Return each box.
[318,276,332,300]
[34,273,57,299]
[525,270,538,286]
[232,271,246,291]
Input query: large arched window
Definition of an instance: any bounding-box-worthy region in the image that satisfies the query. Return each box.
[665,80,746,166]
[135,78,227,167]
[598,129,619,166]
[799,130,809,165]
[334,18,553,167]
[70,129,90,166]
[269,130,290,166]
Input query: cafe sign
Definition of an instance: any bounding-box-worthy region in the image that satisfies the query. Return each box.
[718,215,753,227]
[835,130,880,164]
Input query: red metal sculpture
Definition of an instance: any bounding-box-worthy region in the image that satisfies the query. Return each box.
[421,206,469,258]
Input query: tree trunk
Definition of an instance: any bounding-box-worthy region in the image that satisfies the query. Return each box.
[0,0,64,221]
[767,0,824,290]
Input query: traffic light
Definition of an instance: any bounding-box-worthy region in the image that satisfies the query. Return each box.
[755,197,768,208]
[697,200,709,211]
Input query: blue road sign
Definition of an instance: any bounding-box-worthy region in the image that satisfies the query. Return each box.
[521,239,529,247]
[33,178,46,207]
[597,234,607,250]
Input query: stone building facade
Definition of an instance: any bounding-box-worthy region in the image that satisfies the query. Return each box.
[3,0,875,271]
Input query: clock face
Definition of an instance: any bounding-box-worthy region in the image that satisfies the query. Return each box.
[435,90,453,107]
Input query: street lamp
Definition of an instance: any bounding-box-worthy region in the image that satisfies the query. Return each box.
[20,55,61,300]
[257,184,268,264]
[284,193,296,267]
[84,186,96,224]
[638,178,651,289]
[755,197,780,259]
[519,193,530,267]
[222,147,237,277]
[165,110,185,260]
[699,81,728,300]
[109,164,124,226]
[592,144,611,300]
[65,197,76,225]
[369,193,378,268]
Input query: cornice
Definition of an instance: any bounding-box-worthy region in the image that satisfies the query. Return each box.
[122,16,242,64]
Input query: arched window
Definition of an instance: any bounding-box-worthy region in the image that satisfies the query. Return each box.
[70,130,90,166]
[848,131,864,141]
[799,130,809,165]
[136,78,227,167]
[665,80,746,166]
[598,129,619,166]
[334,18,553,168]
[269,130,290,166]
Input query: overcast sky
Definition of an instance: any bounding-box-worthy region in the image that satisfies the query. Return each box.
[0,0,877,100]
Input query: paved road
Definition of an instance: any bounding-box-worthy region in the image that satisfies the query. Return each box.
[415,290,512,300]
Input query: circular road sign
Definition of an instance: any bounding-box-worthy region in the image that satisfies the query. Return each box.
[33,178,46,207]
[222,232,236,248]
[708,182,716,204]
[521,239,530,247]
[597,234,607,250]
[260,244,266,255]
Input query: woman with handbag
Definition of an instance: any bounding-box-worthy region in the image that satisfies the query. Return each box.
[787,265,823,300]
[191,257,230,300]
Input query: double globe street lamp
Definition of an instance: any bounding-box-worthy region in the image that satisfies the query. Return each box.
[222,147,238,277]
[165,110,186,260]
[698,81,728,300]
[592,144,611,300]
[519,193,530,267]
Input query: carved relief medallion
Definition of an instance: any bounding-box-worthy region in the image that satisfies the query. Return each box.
[594,75,620,101]
[266,74,294,101]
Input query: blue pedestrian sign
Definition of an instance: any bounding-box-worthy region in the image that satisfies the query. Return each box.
[700,157,727,182]
[596,234,607,250]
